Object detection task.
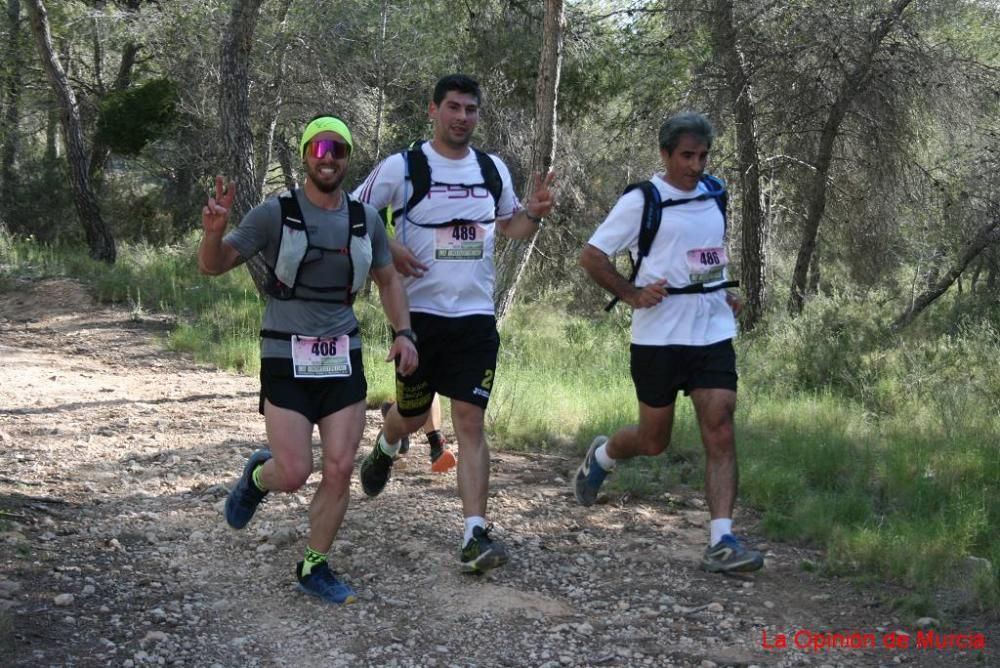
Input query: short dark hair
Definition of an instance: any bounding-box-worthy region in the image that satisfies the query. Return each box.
[433,74,481,106]
[659,113,715,154]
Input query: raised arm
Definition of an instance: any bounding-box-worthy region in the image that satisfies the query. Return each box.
[497,171,556,240]
[198,176,243,275]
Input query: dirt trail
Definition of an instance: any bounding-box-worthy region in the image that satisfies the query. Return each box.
[0,278,993,667]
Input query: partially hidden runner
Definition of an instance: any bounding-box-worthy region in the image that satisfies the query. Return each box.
[352,74,556,573]
[377,206,456,473]
[198,115,418,603]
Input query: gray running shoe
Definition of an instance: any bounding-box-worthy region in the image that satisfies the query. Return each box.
[461,524,509,574]
[572,436,610,506]
[700,534,764,573]
[360,432,394,497]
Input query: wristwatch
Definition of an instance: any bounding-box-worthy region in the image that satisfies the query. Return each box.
[394,328,418,346]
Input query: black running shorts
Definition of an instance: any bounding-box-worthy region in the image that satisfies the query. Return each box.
[394,313,499,417]
[630,339,738,408]
[259,349,366,423]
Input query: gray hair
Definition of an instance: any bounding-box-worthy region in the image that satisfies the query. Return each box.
[658,113,715,154]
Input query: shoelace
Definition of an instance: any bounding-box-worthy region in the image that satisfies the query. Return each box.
[477,523,496,545]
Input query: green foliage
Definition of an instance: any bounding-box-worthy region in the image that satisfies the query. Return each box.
[96,78,180,156]
[3,156,77,243]
[738,293,888,409]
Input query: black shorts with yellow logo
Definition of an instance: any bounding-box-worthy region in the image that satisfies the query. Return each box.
[395,313,499,417]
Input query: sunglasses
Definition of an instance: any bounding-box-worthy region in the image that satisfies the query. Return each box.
[308,139,350,160]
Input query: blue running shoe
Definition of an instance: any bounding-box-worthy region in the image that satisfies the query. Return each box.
[224,449,270,529]
[701,534,765,573]
[297,561,357,604]
[573,436,610,506]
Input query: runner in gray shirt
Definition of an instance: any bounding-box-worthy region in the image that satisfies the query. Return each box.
[198,115,417,604]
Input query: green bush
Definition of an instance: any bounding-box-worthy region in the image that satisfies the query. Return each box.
[96,78,179,156]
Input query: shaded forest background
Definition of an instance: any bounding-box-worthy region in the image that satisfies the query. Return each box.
[1,0,998,331]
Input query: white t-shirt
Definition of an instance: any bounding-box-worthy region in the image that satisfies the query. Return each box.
[352,142,520,317]
[588,173,737,346]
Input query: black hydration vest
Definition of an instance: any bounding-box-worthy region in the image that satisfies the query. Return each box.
[605,174,739,312]
[264,189,373,305]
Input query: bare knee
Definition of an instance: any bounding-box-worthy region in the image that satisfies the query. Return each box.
[271,456,312,491]
[703,426,735,461]
[320,456,354,488]
[701,413,735,460]
[451,401,485,444]
[636,433,670,457]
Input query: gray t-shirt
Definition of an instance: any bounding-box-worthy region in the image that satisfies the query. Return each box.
[223,189,392,358]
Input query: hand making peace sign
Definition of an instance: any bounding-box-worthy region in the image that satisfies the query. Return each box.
[524,170,556,221]
[202,176,236,236]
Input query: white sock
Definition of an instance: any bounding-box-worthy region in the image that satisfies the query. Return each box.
[594,444,617,471]
[463,516,487,545]
[710,518,733,546]
[378,432,401,458]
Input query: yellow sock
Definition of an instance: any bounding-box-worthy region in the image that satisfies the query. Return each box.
[301,547,327,577]
[251,463,267,492]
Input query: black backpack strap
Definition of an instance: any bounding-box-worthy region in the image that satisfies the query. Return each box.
[473,148,503,211]
[346,196,367,237]
[404,140,431,213]
[665,280,739,295]
[605,181,661,312]
[278,188,306,229]
[404,141,503,216]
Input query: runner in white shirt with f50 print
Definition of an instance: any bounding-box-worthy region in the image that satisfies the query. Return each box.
[353,74,556,575]
[574,112,763,575]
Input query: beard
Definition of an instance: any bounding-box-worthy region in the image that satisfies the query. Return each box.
[306,163,346,194]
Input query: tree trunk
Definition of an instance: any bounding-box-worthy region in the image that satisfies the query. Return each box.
[494,0,563,326]
[710,0,767,332]
[45,97,58,160]
[372,0,389,161]
[255,0,293,197]
[807,238,820,295]
[788,0,914,313]
[274,133,297,191]
[219,0,269,292]
[890,217,1000,332]
[25,0,116,262]
[0,0,24,218]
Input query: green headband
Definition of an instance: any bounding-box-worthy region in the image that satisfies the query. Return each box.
[300,116,353,158]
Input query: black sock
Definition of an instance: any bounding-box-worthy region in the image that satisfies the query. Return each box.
[427,430,444,450]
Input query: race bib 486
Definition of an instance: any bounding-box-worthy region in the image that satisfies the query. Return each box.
[686,247,728,284]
